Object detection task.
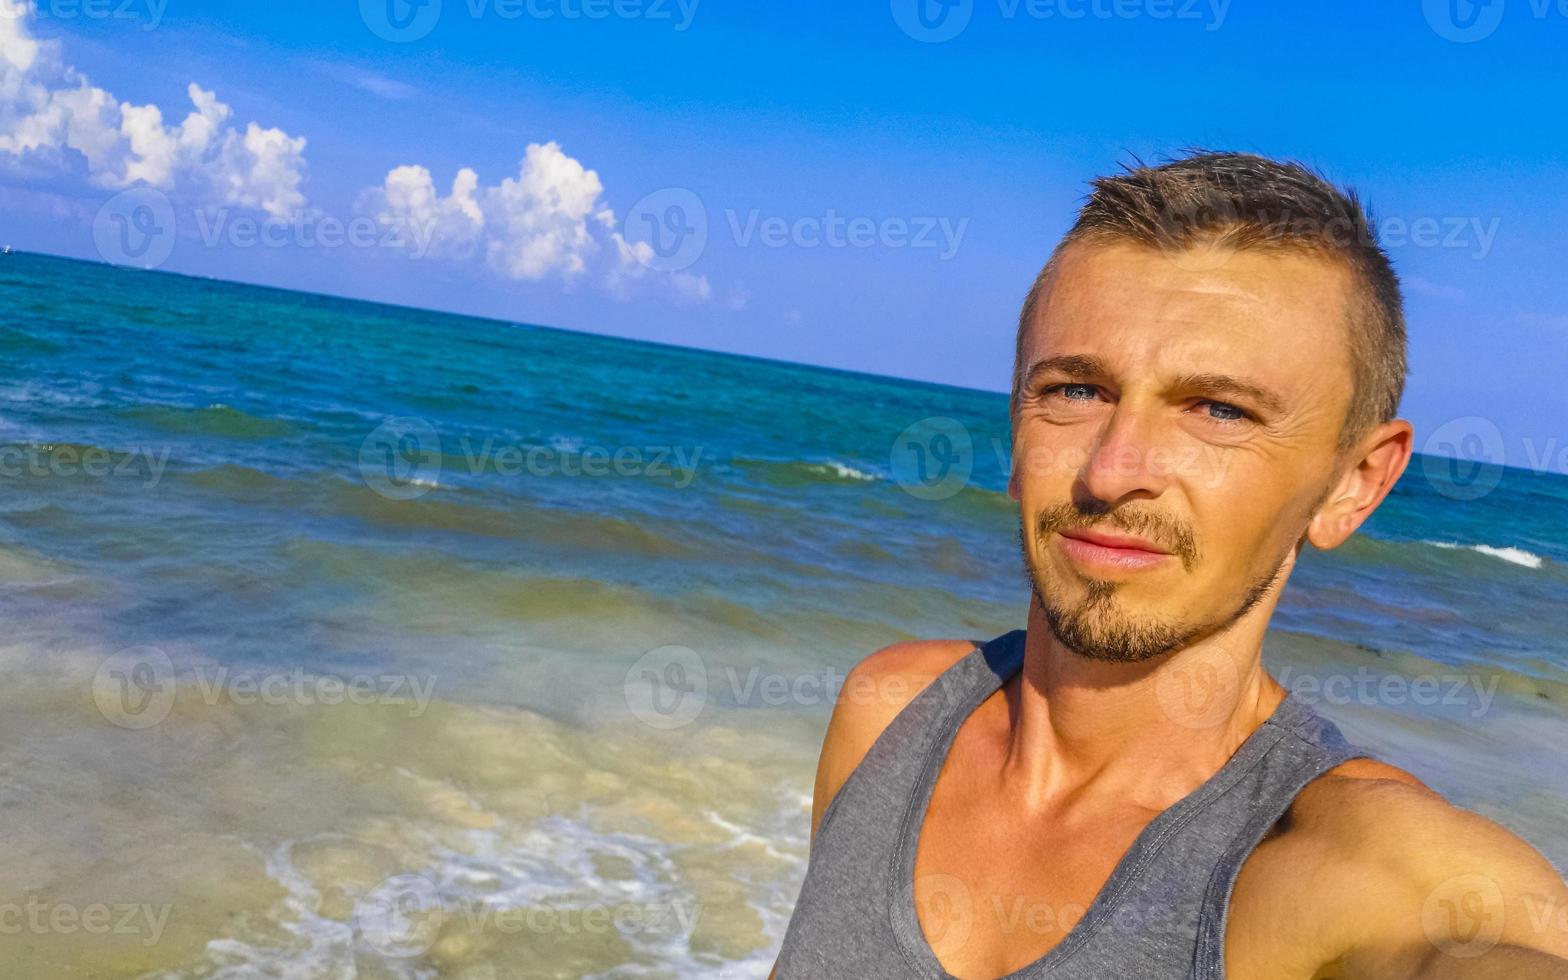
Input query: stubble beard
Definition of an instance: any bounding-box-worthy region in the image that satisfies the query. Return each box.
[1016,522,1288,665]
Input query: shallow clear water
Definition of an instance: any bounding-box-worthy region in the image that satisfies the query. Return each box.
[1,251,1563,977]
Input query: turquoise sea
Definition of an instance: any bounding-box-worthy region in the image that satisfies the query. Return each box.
[1,250,1564,977]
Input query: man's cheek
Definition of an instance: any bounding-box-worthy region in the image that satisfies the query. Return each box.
[1015,442,1090,484]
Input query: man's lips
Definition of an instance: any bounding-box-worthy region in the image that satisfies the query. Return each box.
[1058,528,1171,555]
[1054,528,1175,571]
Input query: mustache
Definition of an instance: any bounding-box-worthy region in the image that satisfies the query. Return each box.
[1034,502,1199,571]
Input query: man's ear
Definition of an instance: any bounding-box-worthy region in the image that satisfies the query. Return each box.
[1306,419,1415,551]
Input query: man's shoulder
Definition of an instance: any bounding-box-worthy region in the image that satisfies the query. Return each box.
[1256,756,1528,887]
[1231,756,1568,975]
[832,636,984,756]
[1292,755,1440,829]
[1235,758,1442,912]
[1285,757,1514,859]
[844,637,981,698]
[806,637,984,838]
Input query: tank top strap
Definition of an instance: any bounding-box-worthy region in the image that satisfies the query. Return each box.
[1187,693,1372,977]
[816,628,1027,840]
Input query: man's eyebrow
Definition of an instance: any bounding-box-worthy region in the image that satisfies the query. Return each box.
[1020,354,1109,389]
[1168,372,1288,415]
[1022,356,1288,416]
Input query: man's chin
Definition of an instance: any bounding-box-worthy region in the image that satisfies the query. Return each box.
[1027,571,1196,663]
[1043,605,1193,664]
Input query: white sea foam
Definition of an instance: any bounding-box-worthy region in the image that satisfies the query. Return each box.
[703,808,794,863]
[809,460,878,482]
[148,838,377,980]
[150,789,806,980]
[0,380,108,410]
[1424,540,1544,569]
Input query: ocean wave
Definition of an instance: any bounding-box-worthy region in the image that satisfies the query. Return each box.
[0,543,78,590]
[120,402,301,440]
[0,379,109,410]
[807,461,878,482]
[730,456,883,489]
[0,327,63,356]
[327,481,697,558]
[1424,540,1545,569]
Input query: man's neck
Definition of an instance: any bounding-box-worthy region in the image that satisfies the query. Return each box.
[997,599,1289,815]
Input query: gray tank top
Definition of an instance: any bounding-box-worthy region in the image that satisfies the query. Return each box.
[775,628,1370,979]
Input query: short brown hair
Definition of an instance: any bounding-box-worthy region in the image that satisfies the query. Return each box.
[1011,151,1407,451]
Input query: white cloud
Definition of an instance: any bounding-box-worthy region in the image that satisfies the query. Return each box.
[319,63,418,101]
[367,141,715,304]
[605,228,713,304]
[0,1,308,218]
[670,270,712,303]
[370,163,484,260]
[484,141,613,281]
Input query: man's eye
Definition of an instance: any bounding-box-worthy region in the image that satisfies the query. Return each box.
[1196,399,1250,423]
[1045,383,1099,401]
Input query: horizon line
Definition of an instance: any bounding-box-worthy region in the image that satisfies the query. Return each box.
[6,247,1557,481]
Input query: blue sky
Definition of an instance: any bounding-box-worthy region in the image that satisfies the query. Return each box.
[2,0,1565,472]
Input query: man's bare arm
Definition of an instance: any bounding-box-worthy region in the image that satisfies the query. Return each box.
[1323,779,1568,978]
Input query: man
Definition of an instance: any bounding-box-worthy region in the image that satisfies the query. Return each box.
[770,152,1568,978]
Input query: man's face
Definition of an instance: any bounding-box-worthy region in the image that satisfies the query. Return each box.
[1011,241,1357,663]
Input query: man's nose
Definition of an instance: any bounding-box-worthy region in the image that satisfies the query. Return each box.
[1078,403,1175,505]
